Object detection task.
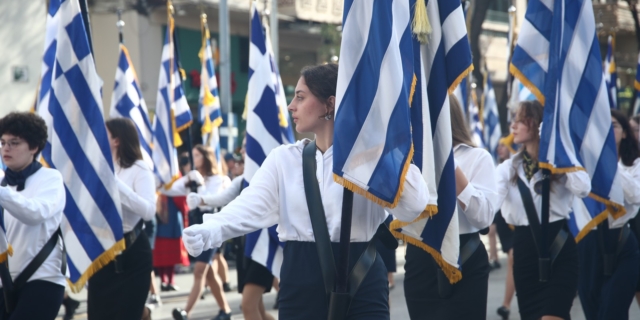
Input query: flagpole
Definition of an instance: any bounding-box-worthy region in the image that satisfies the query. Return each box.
[79,0,94,55]
[116,9,124,44]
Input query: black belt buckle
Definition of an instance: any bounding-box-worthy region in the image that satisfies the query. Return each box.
[538,258,550,282]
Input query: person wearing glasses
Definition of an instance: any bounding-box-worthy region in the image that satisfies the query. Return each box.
[0,112,66,319]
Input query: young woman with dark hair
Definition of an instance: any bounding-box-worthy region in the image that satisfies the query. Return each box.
[578,109,640,319]
[494,101,591,320]
[88,117,156,320]
[0,112,65,319]
[404,95,499,320]
[182,63,429,319]
[166,145,232,320]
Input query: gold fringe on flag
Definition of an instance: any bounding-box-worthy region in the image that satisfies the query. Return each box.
[67,239,126,293]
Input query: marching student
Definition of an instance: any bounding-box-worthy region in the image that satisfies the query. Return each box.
[495,100,591,320]
[404,95,499,320]
[577,109,640,319]
[0,112,65,319]
[88,118,156,320]
[167,145,232,320]
[182,63,429,320]
[188,137,276,320]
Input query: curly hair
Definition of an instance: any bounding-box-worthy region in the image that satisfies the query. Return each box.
[0,112,48,160]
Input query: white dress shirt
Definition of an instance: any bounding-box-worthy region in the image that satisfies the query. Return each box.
[116,160,156,232]
[454,144,500,234]
[608,159,640,228]
[496,152,591,226]
[164,174,231,212]
[0,167,66,287]
[200,175,244,208]
[199,139,429,249]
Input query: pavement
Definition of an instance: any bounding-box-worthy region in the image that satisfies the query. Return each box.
[58,237,640,320]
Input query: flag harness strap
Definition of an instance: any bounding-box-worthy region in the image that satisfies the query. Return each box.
[302,140,380,319]
[596,219,630,276]
[0,178,66,314]
[516,177,567,282]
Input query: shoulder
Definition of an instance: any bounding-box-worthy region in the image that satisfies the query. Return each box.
[266,140,308,160]
[36,166,63,182]
[132,160,152,172]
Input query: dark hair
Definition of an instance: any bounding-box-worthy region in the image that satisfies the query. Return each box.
[514,100,544,153]
[0,112,48,160]
[105,118,143,169]
[193,144,221,176]
[611,109,640,166]
[300,63,338,103]
[449,94,475,147]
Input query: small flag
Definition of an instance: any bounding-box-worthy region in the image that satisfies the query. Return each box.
[483,74,501,161]
[604,35,618,109]
[469,87,485,148]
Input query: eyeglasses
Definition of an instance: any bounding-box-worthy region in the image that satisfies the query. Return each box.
[0,140,25,149]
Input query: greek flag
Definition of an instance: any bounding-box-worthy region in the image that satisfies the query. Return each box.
[152,13,193,189]
[37,0,124,291]
[633,53,640,115]
[511,0,625,242]
[244,2,294,277]
[333,0,414,208]
[469,89,484,148]
[198,19,223,168]
[390,0,470,284]
[110,44,154,170]
[483,74,501,160]
[604,35,618,109]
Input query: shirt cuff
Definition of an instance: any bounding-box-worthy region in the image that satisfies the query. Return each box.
[457,183,476,208]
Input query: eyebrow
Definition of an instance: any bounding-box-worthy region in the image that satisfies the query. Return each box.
[295,90,305,95]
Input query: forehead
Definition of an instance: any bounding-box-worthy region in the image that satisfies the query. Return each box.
[0,134,19,140]
[295,77,308,92]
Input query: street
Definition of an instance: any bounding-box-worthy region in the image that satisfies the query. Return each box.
[59,237,640,320]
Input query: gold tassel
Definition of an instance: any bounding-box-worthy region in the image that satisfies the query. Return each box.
[409,74,418,105]
[412,0,431,44]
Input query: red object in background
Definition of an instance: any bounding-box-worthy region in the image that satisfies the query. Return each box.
[215,72,237,94]
[189,69,201,88]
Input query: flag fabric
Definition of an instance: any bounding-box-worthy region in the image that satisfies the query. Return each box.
[512,0,625,242]
[152,12,193,189]
[36,0,124,291]
[469,88,484,148]
[483,74,501,160]
[390,0,471,284]
[110,44,154,170]
[333,0,414,208]
[198,18,223,169]
[243,2,294,277]
[604,35,618,109]
[632,52,640,115]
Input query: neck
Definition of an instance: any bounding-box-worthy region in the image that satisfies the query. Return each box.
[9,160,33,173]
[524,142,538,159]
[314,124,334,153]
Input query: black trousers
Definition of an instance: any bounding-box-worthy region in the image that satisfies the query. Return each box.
[0,280,64,320]
[88,232,152,320]
[404,233,490,320]
[278,241,389,320]
[577,228,640,320]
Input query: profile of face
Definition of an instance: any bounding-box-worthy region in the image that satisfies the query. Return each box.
[240,137,246,161]
[1,134,38,171]
[497,143,510,161]
[612,117,625,147]
[630,119,639,142]
[510,110,536,145]
[192,148,204,171]
[107,129,120,160]
[287,76,334,134]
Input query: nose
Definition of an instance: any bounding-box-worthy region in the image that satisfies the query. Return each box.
[287,101,295,113]
[510,121,516,131]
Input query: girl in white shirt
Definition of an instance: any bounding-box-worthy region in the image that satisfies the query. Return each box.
[88,118,156,320]
[576,109,640,319]
[183,63,429,319]
[166,145,233,320]
[495,100,591,320]
[0,112,65,319]
[404,95,499,319]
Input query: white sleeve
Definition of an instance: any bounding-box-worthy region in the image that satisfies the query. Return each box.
[388,164,430,222]
[200,176,243,207]
[161,176,190,197]
[494,159,514,211]
[200,152,281,248]
[117,167,157,221]
[0,171,65,226]
[456,150,499,229]
[619,161,640,205]
[564,170,591,199]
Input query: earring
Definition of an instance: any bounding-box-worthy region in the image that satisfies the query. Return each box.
[324,114,333,120]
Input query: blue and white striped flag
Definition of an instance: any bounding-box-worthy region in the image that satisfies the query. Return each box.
[633,52,640,115]
[483,74,501,161]
[37,0,124,291]
[390,0,470,284]
[604,35,618,109]
[244,2,293,277]
[469,88,485,148]
[512,0,625,242]
[152,13,193,189]
[110,44,154,170]
[333,0,414,208]
[198,18,223,169]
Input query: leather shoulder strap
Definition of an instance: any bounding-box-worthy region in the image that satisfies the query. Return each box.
[302,140,336,296]
[516,177,541,233]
